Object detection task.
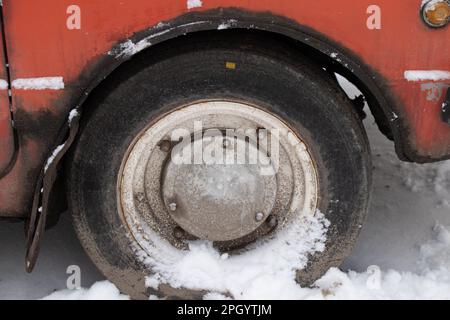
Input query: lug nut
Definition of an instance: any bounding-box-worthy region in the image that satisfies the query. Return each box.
[168,202,177,212]
[159,140,172,152]
[255,212,264,222]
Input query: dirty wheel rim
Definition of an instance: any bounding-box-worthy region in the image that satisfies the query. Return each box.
[118,100,319,261]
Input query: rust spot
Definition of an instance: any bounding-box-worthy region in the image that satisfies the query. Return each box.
[420,83,449,102]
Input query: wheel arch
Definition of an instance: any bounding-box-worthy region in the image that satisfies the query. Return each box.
[74,9,403,156]
[77,11,402,154]
[27,8,402,270]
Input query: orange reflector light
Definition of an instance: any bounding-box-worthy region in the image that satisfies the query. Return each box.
[422,0,450,28]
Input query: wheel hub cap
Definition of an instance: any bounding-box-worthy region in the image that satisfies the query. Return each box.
[162,135,277,241]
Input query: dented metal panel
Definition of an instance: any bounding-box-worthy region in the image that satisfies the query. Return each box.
[0,0,448,221]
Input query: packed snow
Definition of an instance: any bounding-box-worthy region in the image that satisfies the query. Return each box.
[404,70,450,82]
[11,77,64,90]
[68,108,79,126]
[42,281,129,300]
[0,79,8,90]
[0,79,449,300]
[112,39,152,59]
[217,19,238,30]
[143,212,329,299]
[187,0,203,10]
[44,143,65,173]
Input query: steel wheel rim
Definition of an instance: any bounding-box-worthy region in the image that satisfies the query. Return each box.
[118,100,319,264]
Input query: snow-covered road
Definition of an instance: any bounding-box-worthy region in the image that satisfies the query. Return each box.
[1,101,449,299]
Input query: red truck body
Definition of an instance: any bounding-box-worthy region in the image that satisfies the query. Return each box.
[0,0,449,222]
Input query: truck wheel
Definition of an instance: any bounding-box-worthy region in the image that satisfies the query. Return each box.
[67,33,371,299]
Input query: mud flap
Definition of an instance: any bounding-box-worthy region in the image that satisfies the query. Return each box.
[25,109,81,272]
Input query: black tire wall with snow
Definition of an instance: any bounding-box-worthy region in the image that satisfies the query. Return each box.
[67,32,371,299]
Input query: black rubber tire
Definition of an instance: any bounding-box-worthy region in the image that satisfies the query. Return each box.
[67,31,371,299]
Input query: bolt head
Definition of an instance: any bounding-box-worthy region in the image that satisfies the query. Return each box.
[255,212,264,222]
[168,202,177,212]
[159,140,172,152]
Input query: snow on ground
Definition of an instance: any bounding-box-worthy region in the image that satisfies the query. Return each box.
[42,281,129,300]
[143,212,330,300]
[0,214,103,300]
[0,79,449,299]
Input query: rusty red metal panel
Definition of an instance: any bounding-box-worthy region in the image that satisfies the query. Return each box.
[0,15,14,178]
[0,0,449,218]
